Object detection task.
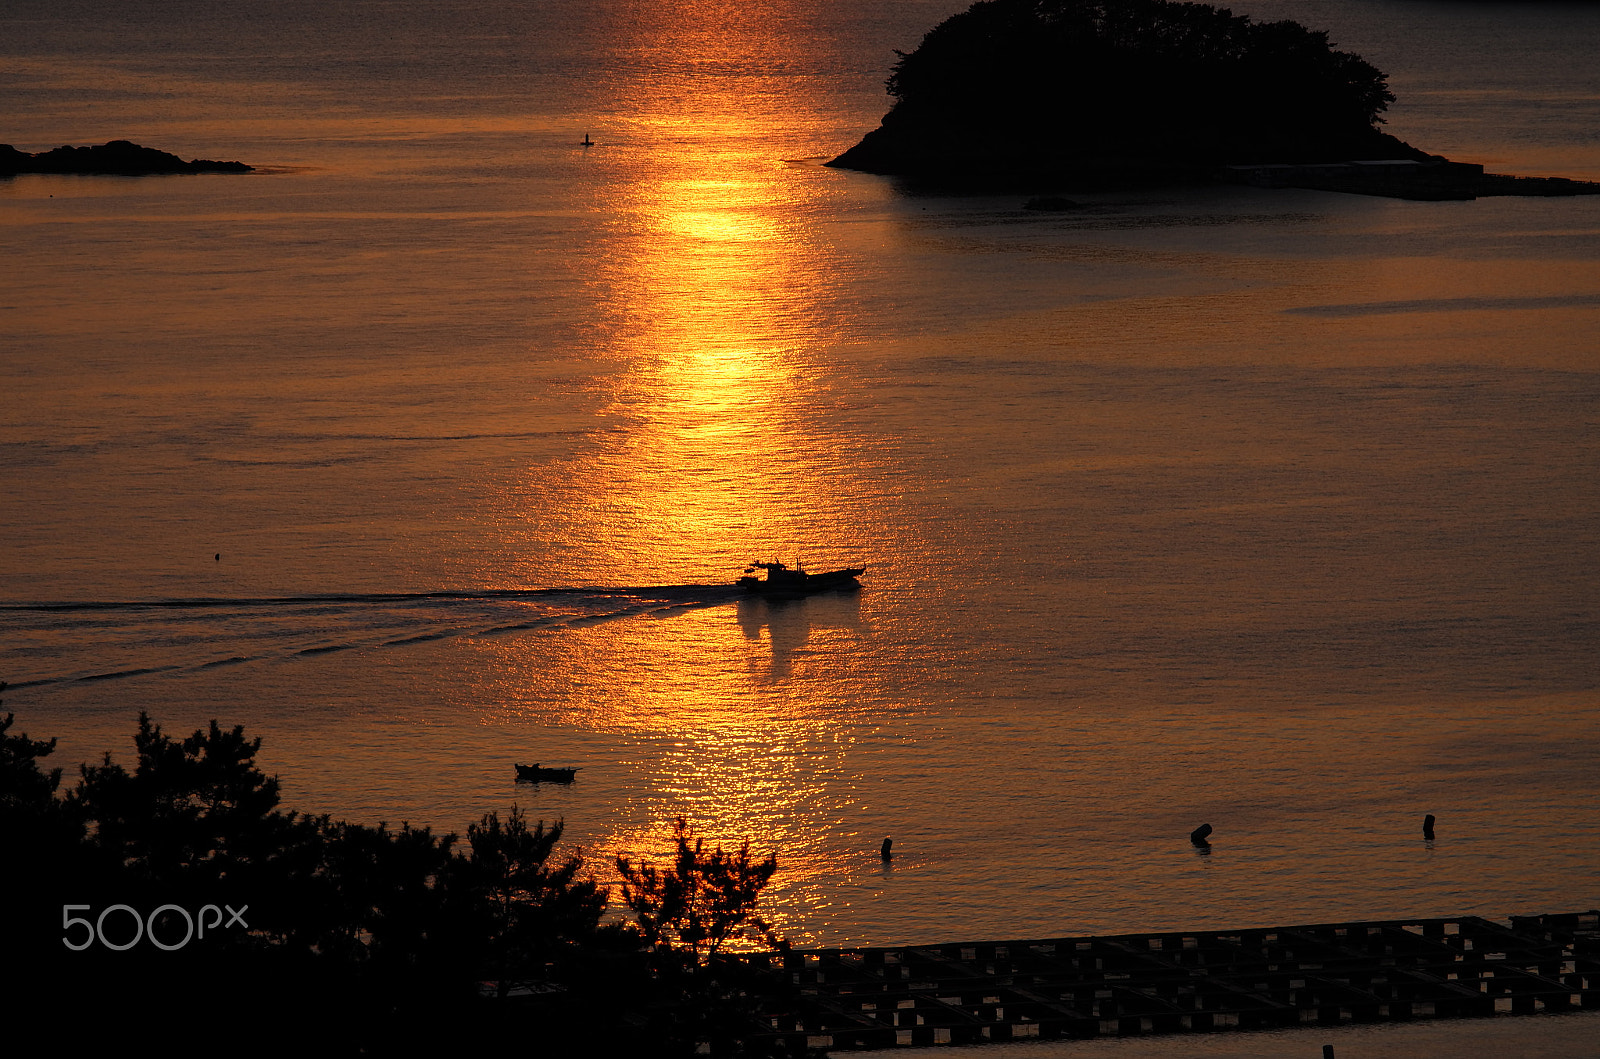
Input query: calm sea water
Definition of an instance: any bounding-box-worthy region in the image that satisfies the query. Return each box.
[3,2,1597,1039]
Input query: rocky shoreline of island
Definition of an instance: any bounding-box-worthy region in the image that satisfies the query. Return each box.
[1217,159,1600,201]
[0,139,252,176]
[831,141,1600,202]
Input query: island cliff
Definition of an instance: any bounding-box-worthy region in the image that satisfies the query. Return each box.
[827,0,1597,199]
[0,140,252,177]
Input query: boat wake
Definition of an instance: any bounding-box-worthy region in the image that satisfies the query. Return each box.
[0,584,746,692]
[1,585,742,613]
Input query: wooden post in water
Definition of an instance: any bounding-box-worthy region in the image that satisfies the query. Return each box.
[1423,814,1436,839]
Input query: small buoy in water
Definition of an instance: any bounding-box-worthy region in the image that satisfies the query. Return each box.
[1189,823,1213,847]
[582,133,594,147]
[1323,1045,1336,1059]
[880,837,893,861]
[214,553,220,562]
[1423,814,1436,840]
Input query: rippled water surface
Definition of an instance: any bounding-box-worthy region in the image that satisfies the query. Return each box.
[4,5,1598,1015]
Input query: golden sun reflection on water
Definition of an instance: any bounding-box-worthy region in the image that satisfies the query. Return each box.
[481,21,896,941]
[468,595,886,944]
[509,133,864,582]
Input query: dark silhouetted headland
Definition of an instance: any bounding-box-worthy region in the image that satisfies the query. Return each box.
[828,0,1600,199]
[0,139,252,176]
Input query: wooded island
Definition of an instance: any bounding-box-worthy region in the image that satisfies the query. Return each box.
[829,0,1600,199]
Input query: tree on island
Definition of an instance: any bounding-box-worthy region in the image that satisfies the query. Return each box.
[830,0,1426,186]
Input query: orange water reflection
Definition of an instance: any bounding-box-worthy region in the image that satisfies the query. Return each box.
[510,146,864,581]
[468,596,888,944]
[481,6,892,943]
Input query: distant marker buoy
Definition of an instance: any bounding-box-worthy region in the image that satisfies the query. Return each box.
[215,553,220,562]
[880,837,893,861]
[582,133,594,147]
[1323,1045,1336,1059]
[1423,814,1436,840]
[1189,823,1213,847]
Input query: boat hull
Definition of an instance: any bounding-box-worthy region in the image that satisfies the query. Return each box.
[737,567,864,596]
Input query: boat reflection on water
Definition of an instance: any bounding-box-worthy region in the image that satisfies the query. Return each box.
[737,583,866,682]
[734,560,868,679]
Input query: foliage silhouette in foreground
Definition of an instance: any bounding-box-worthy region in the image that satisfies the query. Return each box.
[617,815,783,962]
[616,816,786,1055]
[3,708,788,1054]
[466,807,610,995]
[70,712,285,881]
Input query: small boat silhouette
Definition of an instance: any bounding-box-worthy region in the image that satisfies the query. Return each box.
[515,763,580,783]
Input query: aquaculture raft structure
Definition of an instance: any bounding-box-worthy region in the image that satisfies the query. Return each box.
[737,912,1600,1053]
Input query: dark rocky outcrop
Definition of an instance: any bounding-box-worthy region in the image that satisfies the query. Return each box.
[830,0,1416,189]
[0,139,251,176]
[827,0,1597,198]
[1023,195,1083,210]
